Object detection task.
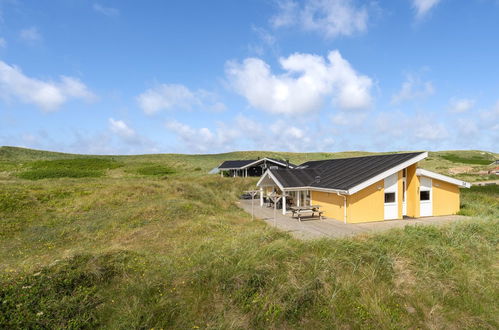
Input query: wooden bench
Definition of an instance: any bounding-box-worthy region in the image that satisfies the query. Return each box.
[290,206,323,221]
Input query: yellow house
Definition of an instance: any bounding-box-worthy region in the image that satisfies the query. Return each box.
[256,152,470,223]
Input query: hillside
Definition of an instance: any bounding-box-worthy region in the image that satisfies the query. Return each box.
[1,146,497,181]
[0,147,498,328]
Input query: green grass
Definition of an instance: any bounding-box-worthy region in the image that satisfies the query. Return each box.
[17,168,104,180]
[458,185,499,217]
[0,252,133,329]
[16,158,123,180]
[133,164,176,176]
[0,146,498,328]
[440,153,494,165]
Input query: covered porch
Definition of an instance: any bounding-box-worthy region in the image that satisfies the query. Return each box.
[257,172,313,215]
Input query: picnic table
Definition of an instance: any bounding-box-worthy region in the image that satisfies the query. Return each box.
[290,205,323,221]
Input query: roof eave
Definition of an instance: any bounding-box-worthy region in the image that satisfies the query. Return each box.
[346,152,429,195]
[256,170,285,191]
[416,168,471,188]
[241,157,293,169]
[282,186,348,194]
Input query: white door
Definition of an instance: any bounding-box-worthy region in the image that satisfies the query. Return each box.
[419,177,432,217]
[384,173,398,220]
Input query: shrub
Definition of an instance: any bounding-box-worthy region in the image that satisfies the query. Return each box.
[29,158,122,171]
[458,185,499,217]
[0,251,133,329]
[135,165,175,176]
[441,154,492,165]
[18,169,102,180]
[17,158,123,180]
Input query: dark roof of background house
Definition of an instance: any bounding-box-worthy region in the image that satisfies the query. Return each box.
[219,160,255,169]
[269,152,425,191]
[219,158,295,169]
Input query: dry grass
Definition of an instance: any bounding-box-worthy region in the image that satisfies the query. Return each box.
[0,147,498,328]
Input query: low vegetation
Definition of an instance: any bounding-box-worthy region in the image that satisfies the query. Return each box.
[131,164,176,176]
[0,146,497,328]
[16,158,123,180]
[458,185,499,217]
[440,153,494,165]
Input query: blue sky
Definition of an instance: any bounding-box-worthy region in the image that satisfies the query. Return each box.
[0,0,498,154]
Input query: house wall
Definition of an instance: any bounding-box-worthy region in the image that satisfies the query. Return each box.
[398,170,404,219]
[432,179,460,216]
[346,179,385,223]
[406,164,420,218]
[310,191,344,221]
[262,161,462,223]
[264,186,277,196]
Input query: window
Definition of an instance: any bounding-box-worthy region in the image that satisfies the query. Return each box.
[403,168,407,178]
[420,190,430,201]
[384,192,396,203]
[304,190,311,206]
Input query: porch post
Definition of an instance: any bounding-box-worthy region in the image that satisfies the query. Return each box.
[260,187,264,207]
[282,193,286,215]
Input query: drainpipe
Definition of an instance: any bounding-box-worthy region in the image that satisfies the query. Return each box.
[337,192,347,224]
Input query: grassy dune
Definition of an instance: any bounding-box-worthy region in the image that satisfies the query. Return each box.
[0,146,498,328]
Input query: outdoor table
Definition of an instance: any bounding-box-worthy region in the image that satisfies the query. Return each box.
[290,205,323,221]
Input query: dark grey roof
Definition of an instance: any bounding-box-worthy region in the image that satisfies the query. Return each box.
[271,169,321,187]
[269,152,425,191]
[218,160,255,169]
[267,158,297,168]
[218,157,295,170]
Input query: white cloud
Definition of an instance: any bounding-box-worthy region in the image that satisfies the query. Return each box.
[226,50,373,114]
[271,0,299,27]
[480,101,499,132]
[391,74,434,104]
[0,37,6,48]
[109,118,135,138]
[19,27,42,42]
[331,111,367,126]
[448,98,474,113]
[412,0,441,18]
[0,61,96,111]
[165,115,338,153]
[137,84,197,114]
[252,26,276,46]
[107,117,156,149]
[376,111,448,143]
[413,119,448,141]
[271,0,368,38]
[93,3,120,17]
[456,118,479,136]
[248,26,277,56]
[165,120,239,153]
[137,84,225,115]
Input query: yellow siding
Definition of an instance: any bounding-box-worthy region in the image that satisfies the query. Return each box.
[308,163,462,223]
[406,164,420,218]
[397,170,403,219]
[432,179,460,216]
[347,179,384,223]
[311,191,344,221]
